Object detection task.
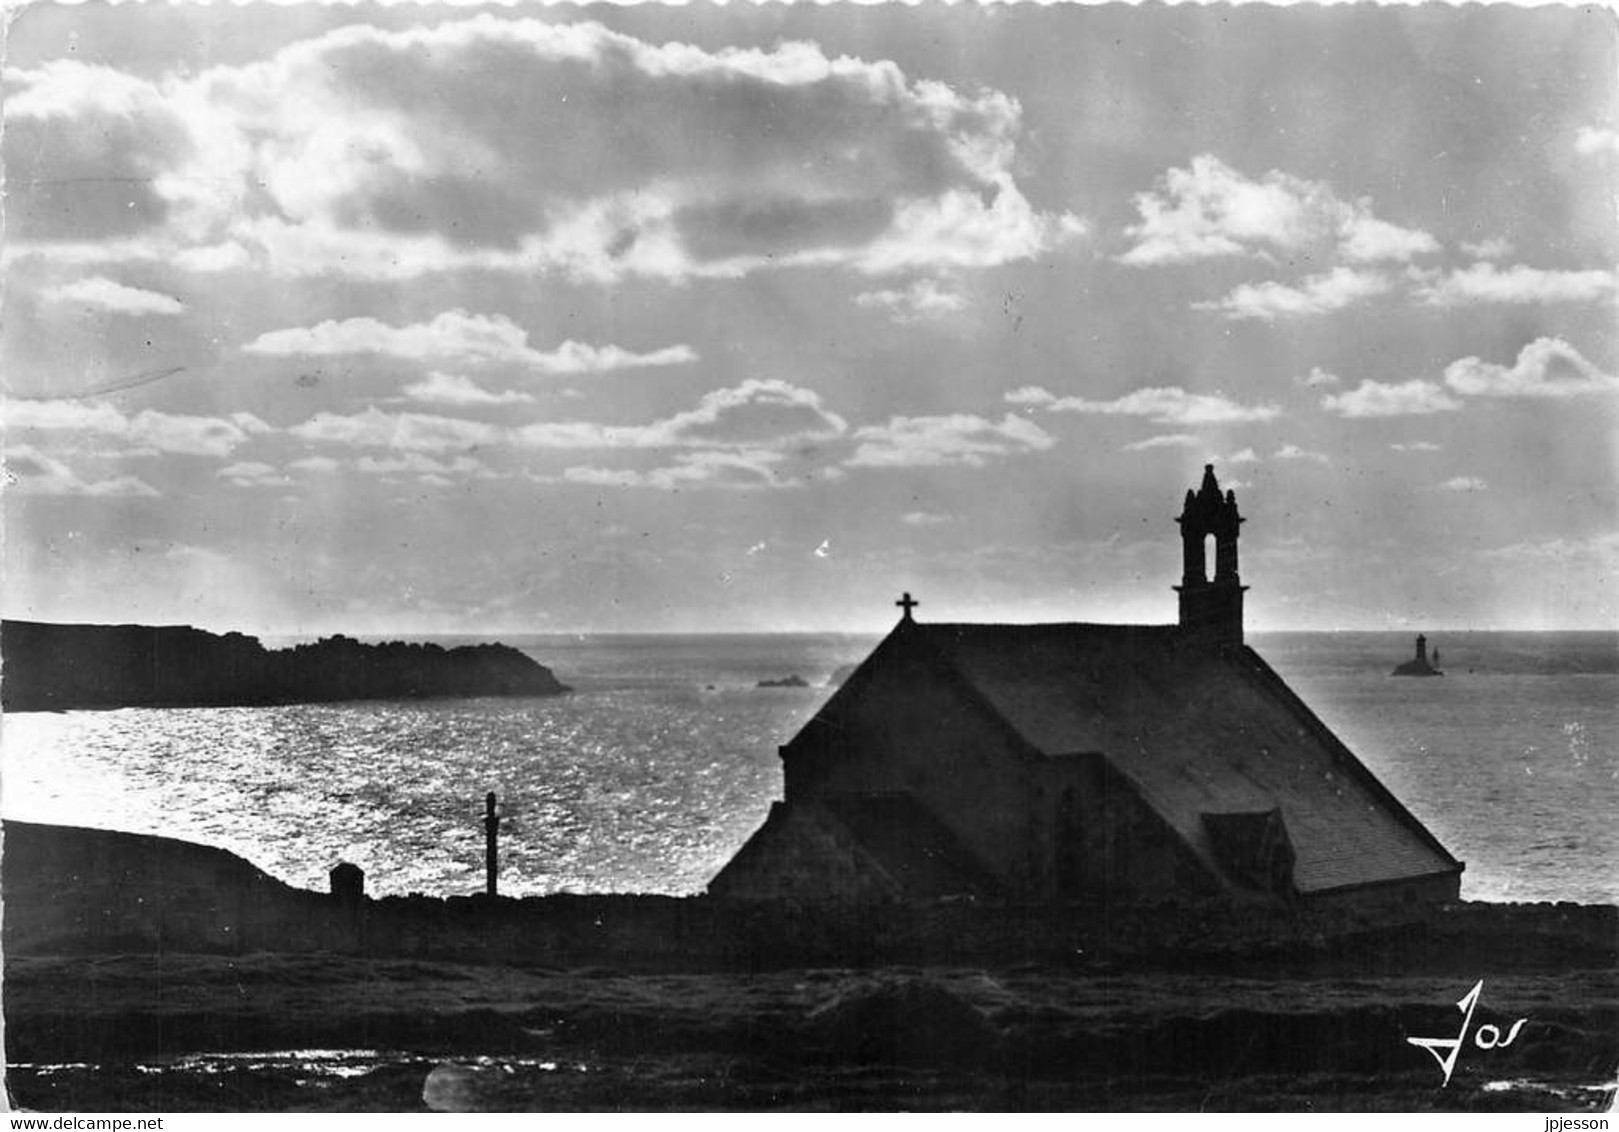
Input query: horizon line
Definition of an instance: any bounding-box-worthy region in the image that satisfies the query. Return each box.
[4,616,1614,640]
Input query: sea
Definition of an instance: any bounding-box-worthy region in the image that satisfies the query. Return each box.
[2,630,1615,905]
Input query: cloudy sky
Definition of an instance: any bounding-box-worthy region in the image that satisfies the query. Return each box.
[3,3,1615,635]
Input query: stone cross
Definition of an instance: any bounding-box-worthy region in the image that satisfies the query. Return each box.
[896,592,919,622]
[484,791,499,898]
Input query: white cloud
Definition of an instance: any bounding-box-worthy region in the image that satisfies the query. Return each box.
[1390,441,1442,452]
[354,452,498,480]
[524,341,697,375]
[1459,237,1513,260]
[1413,263,1618,306]
[402,372,534,407]
[1337,215,1441,264]
[847,412,1054,468]
[1480,531,1619,564]
[1224,447,1261,464]
[1122,433,1200,451]
[1297,367,1341,388]
[1193,267,1393,320]
[1274,444,1328,463]
[4,444,161,497]
[517,379,847,451]
[288,407,505,454]
[1119,155,1437,267]
[854,278,968,323]
[243,311,696,373]
[4,59,162,120]
[1438,476,1487,492]
[4,399,268,456]
[137,412,269,456]
[854,180,1087,276]
[1441,337,1617,399]
[1004,387,1055,407]
[41,276,185,315]
[901,510,955,526]
[288,379,848,469]
[1575,126,1619,157]
[288,456,342,474]
[560,466,642,489]
[6,19,1083,283]
[1320,379,1461,418]
[562,448,791,491]
[229,412,274,436]
[1320,339,1615,418]
[175,242,252,273]
[220,461,284,487]
[1009,384,1281,425]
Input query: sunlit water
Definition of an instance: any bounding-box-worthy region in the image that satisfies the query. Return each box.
[3,631,1614,903]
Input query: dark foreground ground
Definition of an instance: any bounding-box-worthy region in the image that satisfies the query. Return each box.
[4,821,1616,1111]
[6,953,1616,1112]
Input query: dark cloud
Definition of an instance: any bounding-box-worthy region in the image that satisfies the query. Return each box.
[7,20,1072,277]
[356,179,538,250]
[2,111,187,241]
[676,195,895,262]
[320,25,980,204]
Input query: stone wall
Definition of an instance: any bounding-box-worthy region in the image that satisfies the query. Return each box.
[8,822,1607,972]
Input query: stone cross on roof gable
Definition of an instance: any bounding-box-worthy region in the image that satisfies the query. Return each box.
[896,592,920,622]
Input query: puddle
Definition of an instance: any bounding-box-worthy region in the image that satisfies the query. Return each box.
[1481,1078,1618,1102]
[12,1049,595,1082]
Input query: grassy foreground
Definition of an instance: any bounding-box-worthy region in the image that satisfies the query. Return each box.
[5,952,1615,1111]
[5,821,1614,1111]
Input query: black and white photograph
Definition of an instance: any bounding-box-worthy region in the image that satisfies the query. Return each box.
[1,0,1615,1113]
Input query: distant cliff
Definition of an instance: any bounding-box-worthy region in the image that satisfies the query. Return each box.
[0,621,570,711]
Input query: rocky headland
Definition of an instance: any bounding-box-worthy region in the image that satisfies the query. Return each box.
[0,620,569,711]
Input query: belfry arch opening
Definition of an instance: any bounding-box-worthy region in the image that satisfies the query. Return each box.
[1174,464,1247,645]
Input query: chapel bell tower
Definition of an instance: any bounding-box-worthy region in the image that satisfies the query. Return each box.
[1175,464,1246,646]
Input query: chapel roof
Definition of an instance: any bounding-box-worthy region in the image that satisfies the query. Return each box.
[872,620,1461,894]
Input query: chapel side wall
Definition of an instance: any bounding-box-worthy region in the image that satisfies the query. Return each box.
[1038,756,1224,901]
[783,646,1042,892]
